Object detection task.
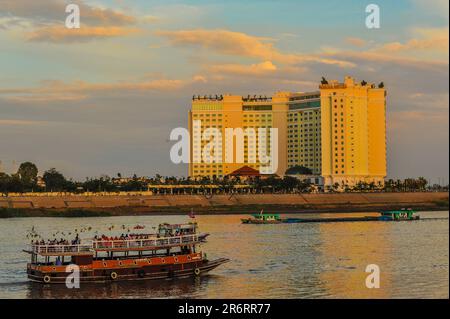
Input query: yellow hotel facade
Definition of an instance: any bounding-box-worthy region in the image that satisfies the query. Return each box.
[320,76,386,187]
[188,76,387,188]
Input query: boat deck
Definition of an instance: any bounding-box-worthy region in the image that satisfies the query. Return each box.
[27,233,204,256]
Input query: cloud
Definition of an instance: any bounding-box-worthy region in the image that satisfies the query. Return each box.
[141,15,161,24]
[208,61,278,75]
[0,16,30,30]
[0,119,49,126]
[1,0,139,42]
[379,27,449,53]
[192,75,207,83]
[155,29,355,67]
[388,109,449,137]
[26,26,140,42]
[0,76,202,102]
[0,0,136,26]
[345,37,367,47]
[328,50,448,72]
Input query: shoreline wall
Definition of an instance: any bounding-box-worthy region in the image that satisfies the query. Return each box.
[0,192,448,214]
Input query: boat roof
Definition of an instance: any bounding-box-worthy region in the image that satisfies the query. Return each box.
[25,223,202,256]
[27,233,205,256]
[159,222,197,229]
[382,210,416,215]
[251,213,280,217]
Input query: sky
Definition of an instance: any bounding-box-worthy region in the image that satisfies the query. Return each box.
[0,0,448,183]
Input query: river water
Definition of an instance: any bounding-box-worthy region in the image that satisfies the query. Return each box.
[0,211,448,299]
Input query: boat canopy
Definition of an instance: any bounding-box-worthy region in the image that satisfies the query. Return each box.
[27,233,203,256]
[251,213,281,220]
[381,210,416,217]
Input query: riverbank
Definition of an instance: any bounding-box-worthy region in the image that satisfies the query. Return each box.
[0,192,447,217]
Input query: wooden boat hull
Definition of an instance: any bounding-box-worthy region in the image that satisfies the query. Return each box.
[378,215,420,221]
[27,258,229,284]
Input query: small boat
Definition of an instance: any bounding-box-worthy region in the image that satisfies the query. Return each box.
[378,209,420,221]
[242,209,421,224]
[241,213,282,224]
[24,222,228,284]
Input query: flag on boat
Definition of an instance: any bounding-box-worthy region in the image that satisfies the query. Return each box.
[189,208,195,218]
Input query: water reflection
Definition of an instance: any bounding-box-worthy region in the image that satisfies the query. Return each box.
[27,276,210,299]
[317,221,392,298]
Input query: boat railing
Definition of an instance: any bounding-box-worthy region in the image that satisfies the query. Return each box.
[28,234,200,254]
[92,234,200,250]
[30,243,94,255]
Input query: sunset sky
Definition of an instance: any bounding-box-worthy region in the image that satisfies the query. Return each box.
[0,0,448,183]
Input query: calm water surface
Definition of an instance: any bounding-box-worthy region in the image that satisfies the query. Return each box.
[0,211,448,299]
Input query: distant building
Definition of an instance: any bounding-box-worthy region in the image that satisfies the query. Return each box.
[36,176,46,188]
[227,165,261,178]
[188,76,387,189]
[287,92,322,175]
[320,76,386,187]
[188,92,321,178]
[189,93,290,177]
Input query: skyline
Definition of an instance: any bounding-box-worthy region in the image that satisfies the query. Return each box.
[0,0,448,183]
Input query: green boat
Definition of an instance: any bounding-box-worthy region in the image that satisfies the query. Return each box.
[241,213,282,224]
[378,209,420,221]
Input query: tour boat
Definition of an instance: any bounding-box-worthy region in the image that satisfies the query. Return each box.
[24,222,229,284]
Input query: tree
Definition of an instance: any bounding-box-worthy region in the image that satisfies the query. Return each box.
[417,177,428,191]
[1,173,24,193]
[285,165,313,175]
[17,162,38,190]
[0,173,11,195]
[43,168,67,192]
[281,176,300,192]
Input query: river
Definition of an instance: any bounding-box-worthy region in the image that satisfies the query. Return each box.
[0,211,448,298]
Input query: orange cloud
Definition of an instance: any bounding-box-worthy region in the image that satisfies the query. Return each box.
[208,61,278,75]
[388,110,448,132]
[155,29,276,58]
[345,37,367,47]
[79,4,137,26]
[26,26,140,42]
[1,0,136,26]
[381,28,449,53]
[0,77,197,102]
[155,29,355,67]
[328,50,448,70]
[0,119,49,126]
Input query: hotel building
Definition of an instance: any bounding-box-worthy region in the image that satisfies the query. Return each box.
[188,93,289,177]
[188,76,386,188]
[320,76,386,187]
[287,92,322,175]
